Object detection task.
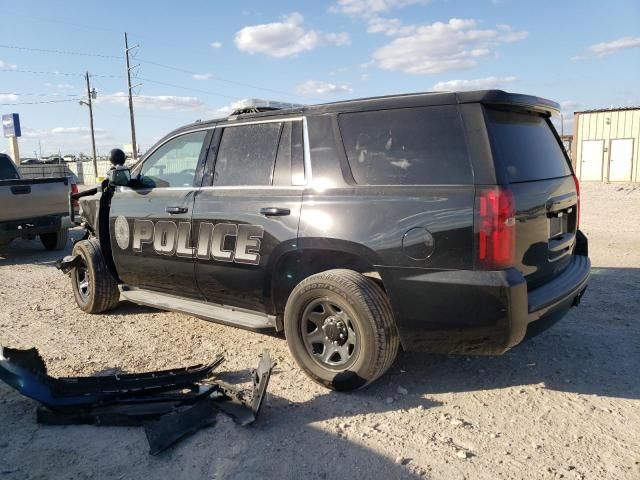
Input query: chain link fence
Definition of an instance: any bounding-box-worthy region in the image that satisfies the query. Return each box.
[17,161,134,185]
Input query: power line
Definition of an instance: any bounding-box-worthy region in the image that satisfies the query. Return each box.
[0,68,123,78]
[0,91,81,97]
[137,77,238,101]
[138,58,301,100]
[0,44,121,59]
[0,98,81,106]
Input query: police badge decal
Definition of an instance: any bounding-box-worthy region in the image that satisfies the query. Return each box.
[114,216,130,250]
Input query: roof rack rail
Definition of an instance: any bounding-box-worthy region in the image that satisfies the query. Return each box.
[229,98,304,117]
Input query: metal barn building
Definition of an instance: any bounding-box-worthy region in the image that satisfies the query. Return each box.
[571,107,640,182]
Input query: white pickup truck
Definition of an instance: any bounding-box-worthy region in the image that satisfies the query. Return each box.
[0,153,75,250]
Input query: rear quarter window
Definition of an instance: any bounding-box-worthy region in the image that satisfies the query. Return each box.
[338,105,472,185]
[486,108,572,183]
[0,155,19,180]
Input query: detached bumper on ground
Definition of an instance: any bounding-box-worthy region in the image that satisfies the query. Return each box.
[0,346,275,455]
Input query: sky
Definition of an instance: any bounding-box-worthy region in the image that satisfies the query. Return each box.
[0,0,639,157]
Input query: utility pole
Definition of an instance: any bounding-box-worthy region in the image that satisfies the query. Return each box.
[125,32,140,160]
[80,72,98,180]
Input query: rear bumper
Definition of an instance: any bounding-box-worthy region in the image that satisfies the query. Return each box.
[381,254,590,354]
[0,214,67,242]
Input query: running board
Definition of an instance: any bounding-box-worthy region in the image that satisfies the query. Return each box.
[118,286,276,330]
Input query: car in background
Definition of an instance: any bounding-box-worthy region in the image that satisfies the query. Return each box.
[20,158,41,165]
[0,153,75,250]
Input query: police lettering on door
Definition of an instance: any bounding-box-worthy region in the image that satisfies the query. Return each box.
[113,216,264,265]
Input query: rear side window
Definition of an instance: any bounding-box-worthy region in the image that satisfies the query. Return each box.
[339,106,472,185]
[486,108,572,183]
[0,155,19,180]
[214,123,282,186]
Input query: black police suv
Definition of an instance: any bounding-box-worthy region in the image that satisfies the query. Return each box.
[66,91,590,391]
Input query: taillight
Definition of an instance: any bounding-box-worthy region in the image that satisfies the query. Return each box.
[572,174,580,228]
[71,183,79,208]
[475,187,516,270]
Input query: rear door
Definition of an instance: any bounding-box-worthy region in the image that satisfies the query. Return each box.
[609,138,634,182]
[485,108,577,290]
[580,140,604,181]
[110,129,212,298]
[192,118,304,313]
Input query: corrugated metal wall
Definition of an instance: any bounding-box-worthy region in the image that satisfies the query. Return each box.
[573,108,640,182]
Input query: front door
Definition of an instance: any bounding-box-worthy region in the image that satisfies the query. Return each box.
[580,140,604,181]
[192,119,305,313]
[110,129,213,298]
[609,138,634,182]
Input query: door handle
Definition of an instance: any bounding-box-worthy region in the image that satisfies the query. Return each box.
[166,206,189,214]
[260,207,290,217]
[11,185,31,195]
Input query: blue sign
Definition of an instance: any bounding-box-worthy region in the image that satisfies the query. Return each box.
[2,113,21,138]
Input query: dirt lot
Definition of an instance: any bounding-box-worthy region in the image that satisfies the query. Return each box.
[1,182,639,480]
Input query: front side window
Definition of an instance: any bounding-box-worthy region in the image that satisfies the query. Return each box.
[139,130,208,188]
[214,123,282,186]
[339,106,472,185]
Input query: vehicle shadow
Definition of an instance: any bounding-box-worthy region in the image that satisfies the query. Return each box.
[0,228,82,267]
[0,380,432,480]
[387,266,639,401]
[217,266,639,405]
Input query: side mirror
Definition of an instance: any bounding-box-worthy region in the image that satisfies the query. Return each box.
[108,166,131,187]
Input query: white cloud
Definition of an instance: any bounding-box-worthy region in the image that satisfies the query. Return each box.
[50,127,104,135]
[588,36,640,57]
[98,92,204,110]
[0,94,19,102]
[210,41,223,49]
[296,80,353,95]
[0,59,17,70]
[432,76,517,91]
[192,73,214,81]
[324,32,351,46]
[371,18,527,75]
[45,82,75,90]
[367,17,416,36]
[330,0,429,18]
[20,126,114,155]
[234,12,350,58]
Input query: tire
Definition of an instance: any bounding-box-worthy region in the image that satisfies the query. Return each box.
[284,269,399,391]
[71,238,120,313]
[40,228,69,250]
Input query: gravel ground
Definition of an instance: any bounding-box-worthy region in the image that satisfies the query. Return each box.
[1,182,639,480]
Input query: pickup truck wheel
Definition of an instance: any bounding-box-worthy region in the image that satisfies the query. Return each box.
[40,228,69,250]
[71,239,119,313]
[284,269,399,391]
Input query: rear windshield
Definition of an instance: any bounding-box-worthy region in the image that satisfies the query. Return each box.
[0,155,19,180]
[339,105,472,185]
[486,108,572,183]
